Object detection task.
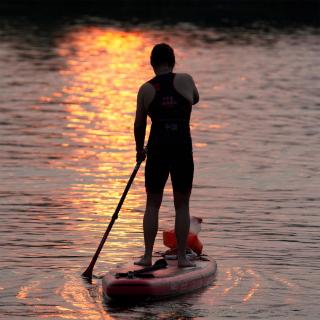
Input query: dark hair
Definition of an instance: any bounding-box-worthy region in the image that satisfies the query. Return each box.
[150,43,175,68]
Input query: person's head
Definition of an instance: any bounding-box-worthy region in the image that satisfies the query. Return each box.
[150,43,175,71]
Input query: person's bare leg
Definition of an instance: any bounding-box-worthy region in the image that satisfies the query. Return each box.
[174,191,195,267]
[135,192,163,266]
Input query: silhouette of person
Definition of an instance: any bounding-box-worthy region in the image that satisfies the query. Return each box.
[134,43,199,267]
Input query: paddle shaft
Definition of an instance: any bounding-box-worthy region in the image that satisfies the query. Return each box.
[82,160,143,280]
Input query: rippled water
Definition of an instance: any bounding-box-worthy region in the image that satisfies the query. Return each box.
[0,18,320,319]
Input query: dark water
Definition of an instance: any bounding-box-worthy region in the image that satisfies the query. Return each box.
[0,17,320,319]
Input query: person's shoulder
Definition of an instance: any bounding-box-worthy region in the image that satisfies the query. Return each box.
[174,73,199,105]
[139,81,154,93]
[138,81,155,97]
[175,72,193,78]
[175,73,195,84]
[137,81,156,108]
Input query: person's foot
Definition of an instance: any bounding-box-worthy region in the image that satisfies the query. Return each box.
[134,256,152,266]
[178,256,196,268]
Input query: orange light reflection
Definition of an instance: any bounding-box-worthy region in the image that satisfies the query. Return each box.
[242,268,261,303]
[55,27,153,168]
[45,28,154,251]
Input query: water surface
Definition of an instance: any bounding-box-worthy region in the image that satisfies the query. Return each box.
[0,18,319,319]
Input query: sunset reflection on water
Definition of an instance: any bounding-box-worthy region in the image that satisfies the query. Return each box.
[41,28,154,254]
[50,27,151,211]
[56,27,152,161]
[20,27,157,319]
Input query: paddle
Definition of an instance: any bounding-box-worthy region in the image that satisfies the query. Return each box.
[82,154,145,282]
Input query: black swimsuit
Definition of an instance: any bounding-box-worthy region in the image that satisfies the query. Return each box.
[145,72,194,193]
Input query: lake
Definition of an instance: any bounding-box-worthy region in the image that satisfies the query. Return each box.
[0,16,319,319]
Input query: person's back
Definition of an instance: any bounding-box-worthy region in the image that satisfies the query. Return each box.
[134,43,199,268]
[147,72,192,149]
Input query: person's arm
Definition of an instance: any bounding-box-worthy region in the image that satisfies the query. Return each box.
[190,76,199,105]
[134,85,148,157]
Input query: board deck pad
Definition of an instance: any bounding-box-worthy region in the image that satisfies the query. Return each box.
[102,256,217,301]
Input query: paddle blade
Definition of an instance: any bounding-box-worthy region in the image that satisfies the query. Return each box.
[82,268,93,283]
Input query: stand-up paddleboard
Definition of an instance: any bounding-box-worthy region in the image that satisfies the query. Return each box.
[102,255,217,301]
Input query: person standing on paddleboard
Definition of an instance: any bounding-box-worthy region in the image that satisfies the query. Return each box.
[134,43,199,268]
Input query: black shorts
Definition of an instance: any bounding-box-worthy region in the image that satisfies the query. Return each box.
[145,145,194,194]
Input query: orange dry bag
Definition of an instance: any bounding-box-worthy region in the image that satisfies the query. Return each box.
[163,230,203,255]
